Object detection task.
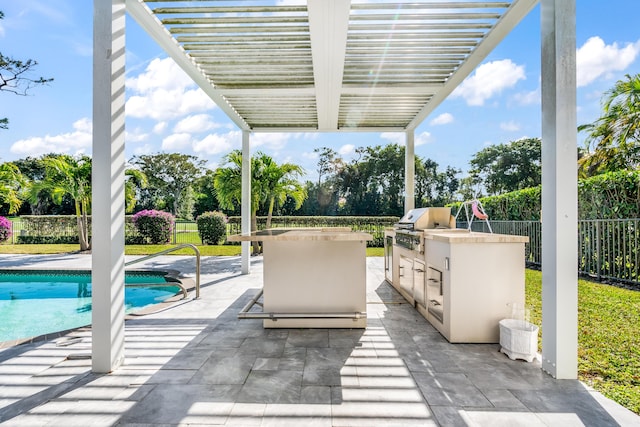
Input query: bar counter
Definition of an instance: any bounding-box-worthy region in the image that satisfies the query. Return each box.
[228,228,373,328]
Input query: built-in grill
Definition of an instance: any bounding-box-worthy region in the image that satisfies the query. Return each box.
[393,207,453,253]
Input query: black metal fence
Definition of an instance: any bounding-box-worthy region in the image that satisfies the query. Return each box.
[461,219,639,286]
[9,217,639,286]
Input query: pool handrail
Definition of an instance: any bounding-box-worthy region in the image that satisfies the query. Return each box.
[125,243,201,299]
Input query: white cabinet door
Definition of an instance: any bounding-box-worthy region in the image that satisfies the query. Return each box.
[413,259,426,308]
[398,254,414,301]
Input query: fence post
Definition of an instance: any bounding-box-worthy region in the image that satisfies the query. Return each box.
[595,220,601,282]
[173,221,177,244]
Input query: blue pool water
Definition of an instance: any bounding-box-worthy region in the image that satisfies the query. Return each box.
[0,270,180,343]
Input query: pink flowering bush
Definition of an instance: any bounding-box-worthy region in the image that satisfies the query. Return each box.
[131,210,174,244]
[0,216,11,243]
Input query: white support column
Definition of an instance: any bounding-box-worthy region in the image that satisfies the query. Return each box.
[540,0,578,379]
[92,0,126,373]
[404,131,415,213]
[241,130,251,274]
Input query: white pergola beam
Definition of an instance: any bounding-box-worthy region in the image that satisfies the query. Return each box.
[540,0,578,379]
[405,131,415,213]
[241,131,251,274]
[406,0,539,130]
[125,0,249,131]
[92,0,126,373]
[307,0,351,130]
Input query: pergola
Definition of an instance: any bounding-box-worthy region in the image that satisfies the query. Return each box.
[92,0,577,380]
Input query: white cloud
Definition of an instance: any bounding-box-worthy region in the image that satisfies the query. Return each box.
[430,113,454,126]
[133,144,153,156]
[193,131,241,156]
[174,114,220,133]
[415,131,433,146]
[125,57,216,120]
[339,144,356,156]
[452,59,526,106]
[153,122,168,134]
[126,57,194,93]
[302,151,319,160]
[500,121,520,132]
[125,128,149,143]
[577,36,640,87]
[380,132,405,145]
[513,89,540,106]
[380,131,431,146]
[162,133,192,151]
[10,118,92,157]
[252,133,291,151]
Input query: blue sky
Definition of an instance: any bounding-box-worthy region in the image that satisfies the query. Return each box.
[1,1,639,182]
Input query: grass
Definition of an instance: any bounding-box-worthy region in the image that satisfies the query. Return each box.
[525,269,640,415]
[0,244,636,414]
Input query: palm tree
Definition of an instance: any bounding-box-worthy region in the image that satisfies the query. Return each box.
[29,154,92,251]
[579,74,640,176]
[0,162,26,214]
[214,150,261,254]
[257,154,306,229]
[214,150,307,253]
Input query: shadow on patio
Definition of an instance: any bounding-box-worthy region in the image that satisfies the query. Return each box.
[0,257,636,426]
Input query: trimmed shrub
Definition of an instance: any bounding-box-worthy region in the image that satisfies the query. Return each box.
[0,216,11,243]
[449,170,640,221]
[196,211,228,245]
[132,210,175,244]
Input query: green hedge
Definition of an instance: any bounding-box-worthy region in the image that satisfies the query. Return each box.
[16,215,84,244]
[227,216,399,247]
[451,170,640,221]
[13,215,399,247]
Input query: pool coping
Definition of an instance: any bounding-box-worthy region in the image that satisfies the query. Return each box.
[0,268,196,350]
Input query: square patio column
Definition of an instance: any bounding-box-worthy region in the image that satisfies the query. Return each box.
[540,0,578,379]
[92,0,126,373]
[241,130,251,274]
[405,130,415,213]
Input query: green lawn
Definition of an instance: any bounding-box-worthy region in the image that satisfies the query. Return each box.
[0,244,637,414]
[525,269,640,415]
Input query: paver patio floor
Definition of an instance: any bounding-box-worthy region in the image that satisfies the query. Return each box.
[0,254,637,426]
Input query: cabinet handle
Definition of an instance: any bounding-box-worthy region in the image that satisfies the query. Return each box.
[414,268,424,273]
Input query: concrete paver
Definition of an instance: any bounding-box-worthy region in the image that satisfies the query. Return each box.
[0,254,638,426]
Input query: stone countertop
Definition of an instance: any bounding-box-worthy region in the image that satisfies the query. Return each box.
[227,227,373,242]
[424,230,529,244]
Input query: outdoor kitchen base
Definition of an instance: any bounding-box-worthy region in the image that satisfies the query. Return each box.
[229,229,372,328]
[260,240,367,328]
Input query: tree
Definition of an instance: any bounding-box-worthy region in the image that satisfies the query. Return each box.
[578,74,640,176]
[256,153,306,228]
[214,150,261,254]
[193,169,222,217]
[0,11,53,130]
[214,150,306,253]
[29,155,92,251]
[124,168,148,213]
[131,153,205,219]
[468,137,541,196]
[0,162,26,214]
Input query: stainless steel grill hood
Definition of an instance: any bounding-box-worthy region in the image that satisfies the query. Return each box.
[395,207,453,231]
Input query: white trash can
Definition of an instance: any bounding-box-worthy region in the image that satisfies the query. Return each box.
[499,318,538,363]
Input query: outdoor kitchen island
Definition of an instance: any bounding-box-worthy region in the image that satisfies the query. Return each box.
[228,228,372,328]
[386,207,530,343]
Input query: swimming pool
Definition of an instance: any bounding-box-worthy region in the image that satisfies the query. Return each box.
[0,269,182,344]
